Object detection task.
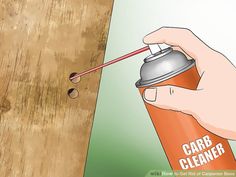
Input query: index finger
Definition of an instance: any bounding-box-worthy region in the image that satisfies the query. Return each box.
[143,27,214,73]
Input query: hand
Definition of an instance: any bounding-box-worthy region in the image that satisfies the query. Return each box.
[143,27,236,140]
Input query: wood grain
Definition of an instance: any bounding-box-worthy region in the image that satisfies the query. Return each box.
[0,0,113,176]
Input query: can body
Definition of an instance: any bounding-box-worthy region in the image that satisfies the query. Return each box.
[136,48,236,170]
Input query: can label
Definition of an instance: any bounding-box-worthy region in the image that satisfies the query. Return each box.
[179,135,225,169]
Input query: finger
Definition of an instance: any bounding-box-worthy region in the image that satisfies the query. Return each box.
[143,27,214,73]
[143,85,200,115]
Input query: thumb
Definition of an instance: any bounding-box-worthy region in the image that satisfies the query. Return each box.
[143,85,199,115]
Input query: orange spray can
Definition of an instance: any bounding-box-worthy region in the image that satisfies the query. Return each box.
[136,46,236,170]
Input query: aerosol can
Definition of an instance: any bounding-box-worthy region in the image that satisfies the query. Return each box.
[136,45,236,170]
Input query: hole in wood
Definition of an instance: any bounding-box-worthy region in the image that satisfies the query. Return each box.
[69,72,81,84]
[67,88,79,99]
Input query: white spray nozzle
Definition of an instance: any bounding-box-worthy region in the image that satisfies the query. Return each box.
[149,44,171,55]
[149,44,161,55]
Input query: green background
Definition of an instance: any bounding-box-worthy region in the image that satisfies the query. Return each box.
[84,0,236,177]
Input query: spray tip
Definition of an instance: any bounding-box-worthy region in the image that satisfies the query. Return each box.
[149,44,161,55]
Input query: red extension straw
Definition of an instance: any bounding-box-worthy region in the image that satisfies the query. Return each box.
[70,46,150,81]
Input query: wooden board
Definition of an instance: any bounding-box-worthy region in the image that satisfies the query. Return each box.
[0,0,113,176]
